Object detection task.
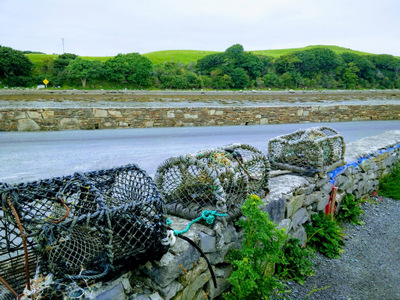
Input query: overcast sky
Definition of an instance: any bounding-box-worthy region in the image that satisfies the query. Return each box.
[0,0,399,57]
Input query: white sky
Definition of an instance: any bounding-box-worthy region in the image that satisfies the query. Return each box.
[0,0,399,57]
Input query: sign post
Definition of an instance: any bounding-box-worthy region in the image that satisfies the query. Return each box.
[43,79,49,88]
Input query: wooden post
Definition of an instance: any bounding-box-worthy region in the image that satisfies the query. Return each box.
[330,186,338,220]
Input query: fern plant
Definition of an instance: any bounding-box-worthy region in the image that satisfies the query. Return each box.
[337,194,365,225]
[379,162,400,200]
[304,211,345,259]
[223,195,288,300]
[275,238,315,285]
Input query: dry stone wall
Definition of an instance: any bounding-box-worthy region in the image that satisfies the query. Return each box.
[1,104,400,131]
[91,131,400,300]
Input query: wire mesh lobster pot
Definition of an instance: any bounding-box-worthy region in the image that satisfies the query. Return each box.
[82,165,168,267]
[268,126,346,176]
[155,144,270,221]
[0,164,168,299]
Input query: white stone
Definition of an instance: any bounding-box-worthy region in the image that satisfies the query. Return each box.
[108,110,122,118]
[17,119,40,131]
[27,111,42,119]
[93,108,108,118]
[184,113,198,119]
[167,111,175,118]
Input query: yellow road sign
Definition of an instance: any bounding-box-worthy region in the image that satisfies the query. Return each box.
[43,79,49,85]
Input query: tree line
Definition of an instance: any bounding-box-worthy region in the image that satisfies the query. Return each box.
[1,44,399,90]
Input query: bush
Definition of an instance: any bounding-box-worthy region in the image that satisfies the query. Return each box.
[275,238,315,285]
[337,194,365,225]
[379,162,400,200]
[223,195,288,300]
[304,211,345,259]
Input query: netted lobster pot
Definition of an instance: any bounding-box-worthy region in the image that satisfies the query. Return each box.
[82,164,168,267]
[0,165,168,299]
[268,126,345,176]
[1,183,39,300]
[155,144,270,221]
[0,176,103,299]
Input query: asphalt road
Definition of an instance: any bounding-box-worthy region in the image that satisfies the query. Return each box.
[1,120,400,183]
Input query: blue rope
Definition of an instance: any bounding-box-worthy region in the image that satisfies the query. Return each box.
[169,210,227,236]
[328,142,400,184]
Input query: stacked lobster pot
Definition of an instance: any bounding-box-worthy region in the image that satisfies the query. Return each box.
[0,164,168,299]
[155,144,270,222]
[268,126,346,176]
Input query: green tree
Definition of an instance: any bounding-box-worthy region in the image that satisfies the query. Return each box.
[341,62,360,89]
[104,53,153,86]
[0,46,33,86]
[65,58,103,87]
[229,67,250,88]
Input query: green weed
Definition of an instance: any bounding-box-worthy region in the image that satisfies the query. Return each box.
[304,212,345,259]
[378,162,400,200]
[337,194,365,225]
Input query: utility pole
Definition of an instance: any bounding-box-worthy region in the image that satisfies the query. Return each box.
[62,38,65,53]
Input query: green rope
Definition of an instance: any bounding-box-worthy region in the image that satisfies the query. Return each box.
[170,210,227,236]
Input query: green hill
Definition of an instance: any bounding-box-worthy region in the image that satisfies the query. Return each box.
[25,45,388,71]
[142,50,219,65]
[249,45,372,57]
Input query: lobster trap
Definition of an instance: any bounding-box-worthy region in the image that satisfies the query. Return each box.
[0,164,168,299]
[268,126,346,176]
[155,144,270,221]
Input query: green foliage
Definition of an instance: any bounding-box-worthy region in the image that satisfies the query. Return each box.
[304,211,345,259]
[379,162,400,200]
[153,61,201,89]
[104,53,153,86]
[275,238,315,285]
[0,46,33,86]
[65,58,104,87]
[223,195,288,300]
[337,194,365,225]
[8,44,400,89]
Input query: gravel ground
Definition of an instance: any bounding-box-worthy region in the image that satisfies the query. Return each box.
[288,196,400,300]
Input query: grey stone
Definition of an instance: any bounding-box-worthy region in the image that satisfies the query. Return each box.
[291,226,307,245]
[264,197,286,223]
[335,175,353,191]
[17,119,40,131]
[320,182,334,194]
[207,277,231,299]
[291,208,309,230]
[278,218,292,232]
[218,224,237,246]
[199,232,217,253]
[317,193,330,211]
[208,242,236,265]
[158,280,183,300]
[174,272,211,300]
[142,248,200,287]
[149,292,162,300]
[286,194,305,218]
[303,192,323,206]
[96,283,126,300]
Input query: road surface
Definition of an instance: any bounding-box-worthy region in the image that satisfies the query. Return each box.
[1,120,400,183]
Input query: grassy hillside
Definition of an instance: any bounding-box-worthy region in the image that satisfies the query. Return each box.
[142,50,219,65]
[25,45,385,71]
[250,45,372,57]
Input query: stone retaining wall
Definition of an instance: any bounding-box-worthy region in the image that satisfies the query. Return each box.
[91,132,400,300]
[1,104,400,131]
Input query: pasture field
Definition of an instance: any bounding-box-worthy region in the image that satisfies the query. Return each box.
[25,45,376,69]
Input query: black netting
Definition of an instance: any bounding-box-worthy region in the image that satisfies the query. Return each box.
[0,164,168,299]
[155,144,270,221]
[268,126,346,176]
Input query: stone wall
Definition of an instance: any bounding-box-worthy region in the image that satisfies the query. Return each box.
[1,104,400,131]
[90,131,400,300]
